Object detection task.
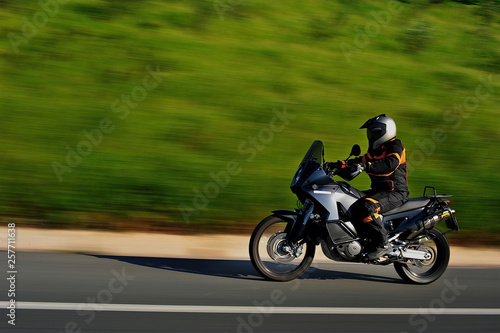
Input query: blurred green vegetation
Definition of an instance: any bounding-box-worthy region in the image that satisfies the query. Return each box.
[0,0,499,243]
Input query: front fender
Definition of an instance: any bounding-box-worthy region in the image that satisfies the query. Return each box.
[274,201,314,244]
[272,210,298,235]
[272,210,299,223]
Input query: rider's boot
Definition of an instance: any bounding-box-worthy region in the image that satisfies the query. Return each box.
[366,216,392,260]
[367,243,392,260]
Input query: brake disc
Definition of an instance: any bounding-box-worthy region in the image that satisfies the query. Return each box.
[267,232,300,263]
[418,245,436,266]
[411,245,436,267]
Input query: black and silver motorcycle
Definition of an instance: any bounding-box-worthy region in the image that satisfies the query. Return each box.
[249,140,459,284]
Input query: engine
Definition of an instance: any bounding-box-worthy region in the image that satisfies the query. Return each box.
[321,239,363,261]
[336,241,362,260]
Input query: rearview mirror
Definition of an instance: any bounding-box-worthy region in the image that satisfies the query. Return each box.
[350,144,361,157]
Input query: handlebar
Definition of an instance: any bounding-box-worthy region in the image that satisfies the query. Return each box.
[350,169,363,178]
[324,162,363,181]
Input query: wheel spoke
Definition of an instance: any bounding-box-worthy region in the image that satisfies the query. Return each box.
[249,216,315,281]
[257,221,306,274]
[394,227,450,284]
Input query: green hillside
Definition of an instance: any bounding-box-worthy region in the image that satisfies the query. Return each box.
[0,0,499,244]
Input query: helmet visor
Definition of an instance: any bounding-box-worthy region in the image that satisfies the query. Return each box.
[367,128,382,141]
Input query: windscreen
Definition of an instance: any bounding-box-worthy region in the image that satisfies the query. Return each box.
[300,140,323,166]
[291,140,324,187]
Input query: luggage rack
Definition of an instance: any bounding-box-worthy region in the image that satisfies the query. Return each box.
[422,186,459,232]
[424,186,453,199]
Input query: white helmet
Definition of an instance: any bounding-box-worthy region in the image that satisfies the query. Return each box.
[360,114,397,150]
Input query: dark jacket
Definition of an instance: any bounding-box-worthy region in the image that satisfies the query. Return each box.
[353,138,409,195]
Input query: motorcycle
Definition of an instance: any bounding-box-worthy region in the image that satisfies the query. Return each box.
[249,140,459,284]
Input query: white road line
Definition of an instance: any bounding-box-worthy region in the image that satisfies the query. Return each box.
[2,302,500,315]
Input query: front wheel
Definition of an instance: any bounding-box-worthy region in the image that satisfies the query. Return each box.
[394,227,450,284]
[249,215,315,282]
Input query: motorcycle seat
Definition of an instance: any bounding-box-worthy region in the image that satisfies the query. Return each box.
[384,197,430,215]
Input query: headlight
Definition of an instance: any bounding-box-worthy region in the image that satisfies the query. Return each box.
[292,166,303,186]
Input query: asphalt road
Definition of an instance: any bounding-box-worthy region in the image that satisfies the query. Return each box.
[1,251,499,333]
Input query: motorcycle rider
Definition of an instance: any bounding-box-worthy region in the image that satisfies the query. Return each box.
[327,114,409,260]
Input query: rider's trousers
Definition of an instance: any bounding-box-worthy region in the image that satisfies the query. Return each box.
[350,190,408,250]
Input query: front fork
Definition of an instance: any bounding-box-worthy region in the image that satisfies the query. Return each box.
[284,200,315,245]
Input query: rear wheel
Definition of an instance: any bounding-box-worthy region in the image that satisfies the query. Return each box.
[394,227,450,284]
[249,215,315,282]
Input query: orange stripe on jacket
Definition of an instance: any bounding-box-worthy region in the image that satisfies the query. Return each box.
[366,150,406,177]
